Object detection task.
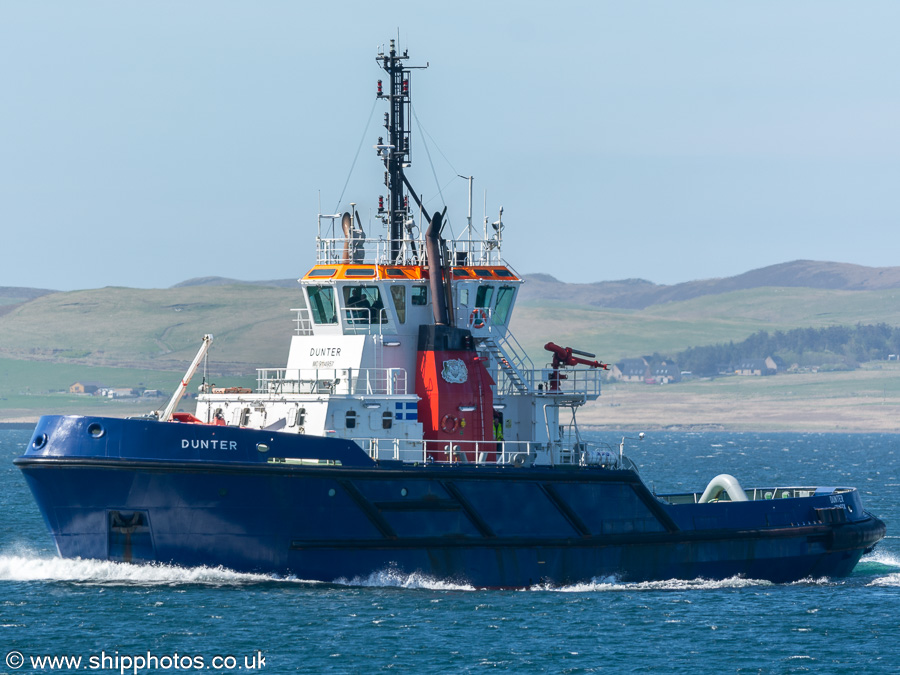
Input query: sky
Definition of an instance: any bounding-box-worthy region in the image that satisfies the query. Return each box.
[2,1,899,291]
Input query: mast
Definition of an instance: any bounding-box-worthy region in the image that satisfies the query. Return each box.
[376,39,429,263]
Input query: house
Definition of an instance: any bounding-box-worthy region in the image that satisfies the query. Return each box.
[69,381,105,394]
[101,388,138,399]
[652,363,682,384]
[609,358,649,383]
[734,357,778,376]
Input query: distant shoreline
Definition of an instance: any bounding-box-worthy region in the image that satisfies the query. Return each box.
[0,422,36,430]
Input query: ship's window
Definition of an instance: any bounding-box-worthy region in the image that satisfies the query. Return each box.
[494,269,515,278]
[386,268,405,277]
[240,408,251,426]
[411,285,427,306]
[475,285,494,309]
[390,285,406,324]
[473,269,493,278]
[308,286,337,324]
[308,268,336,278]
[345,268,376,277]
[342,285,387,324]
[493,286,516,324]
[458,288,469,307]
[382,411,393,430]
[345,410,357,429]
[452,268,472,278]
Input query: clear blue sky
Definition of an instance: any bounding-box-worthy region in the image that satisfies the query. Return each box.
[2,1,899,291]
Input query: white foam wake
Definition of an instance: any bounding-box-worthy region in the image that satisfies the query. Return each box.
[0,552,313,586]
[861,549,900,586]
[860,548,900,569]
[530,575,774,593]
[334,568,476,591]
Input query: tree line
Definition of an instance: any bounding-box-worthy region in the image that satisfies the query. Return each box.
[669,324,900,377]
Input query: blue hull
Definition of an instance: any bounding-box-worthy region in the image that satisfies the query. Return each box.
[16,416,886,587]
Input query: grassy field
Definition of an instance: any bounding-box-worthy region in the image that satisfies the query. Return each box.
[512,287,900,363]
[0,285,297,371]
[0,358,256,422]
[3,355,899,432]
[581,361,900,433]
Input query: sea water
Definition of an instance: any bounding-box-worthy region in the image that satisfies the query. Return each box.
[1,428,898,673]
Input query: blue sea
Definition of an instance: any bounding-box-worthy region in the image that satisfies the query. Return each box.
[1,428,898,674]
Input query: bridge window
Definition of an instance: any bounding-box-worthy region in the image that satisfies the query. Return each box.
[345,410,357,429]
[342,285,386,324]
[411,285,427,306]
[493,286,516,324]
[390,286,406,324]
[475,285,494,309]
[307,286,337,324]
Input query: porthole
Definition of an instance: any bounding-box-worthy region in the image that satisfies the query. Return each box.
[87,423,105,439]
[400,488,408,497]
[257,443,269,453]
[32,433,48,449]
[328,488,336,497]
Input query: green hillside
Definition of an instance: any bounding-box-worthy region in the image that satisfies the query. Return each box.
[513,287,900,364]
[0,285,299,373]
[0,283,899,373]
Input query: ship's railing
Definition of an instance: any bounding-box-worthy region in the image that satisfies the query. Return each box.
[292,308,314,336]
[353,437,540,466]
[315,234,504,267]
[496,330,534,373]
[659,486,847,505]
[494,366,602,399]
[256,367,408,395]
[340,307,388,335]
[353,437,627,468]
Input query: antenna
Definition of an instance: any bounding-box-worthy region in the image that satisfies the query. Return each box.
[459,175,473,241]
[375,40,427,263]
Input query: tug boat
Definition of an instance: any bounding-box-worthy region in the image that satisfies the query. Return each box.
[16,42,884,587]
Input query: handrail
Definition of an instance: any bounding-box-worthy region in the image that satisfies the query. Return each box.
[494,366,602,398]
[340,307,388,334]
[353,437,538,466]
[291,308,314,336]
[255,367,408,395]
[315,235,505,267]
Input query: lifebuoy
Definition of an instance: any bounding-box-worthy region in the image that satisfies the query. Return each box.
[469,309,487,329]
[440,414,459,434]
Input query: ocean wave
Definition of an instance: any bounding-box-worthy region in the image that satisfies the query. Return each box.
[859,548,900,569]
[867,573,900,587]
[529,575,774,592]
[333,568,476,591]
[0,551,314,586]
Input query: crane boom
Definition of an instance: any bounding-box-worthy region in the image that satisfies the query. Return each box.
[159,334,214,422]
